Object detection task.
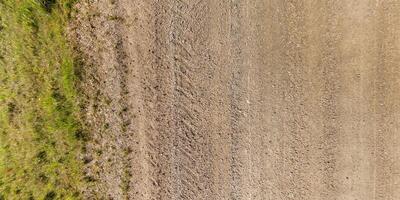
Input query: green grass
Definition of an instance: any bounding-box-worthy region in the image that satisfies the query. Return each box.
[0,0,85,199]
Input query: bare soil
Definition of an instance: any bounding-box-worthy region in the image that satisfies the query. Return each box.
[71,0,400,199]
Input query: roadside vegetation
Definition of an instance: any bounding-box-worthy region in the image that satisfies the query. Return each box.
[0,0,85,199]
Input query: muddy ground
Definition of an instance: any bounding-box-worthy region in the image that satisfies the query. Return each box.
[71,0,400,199]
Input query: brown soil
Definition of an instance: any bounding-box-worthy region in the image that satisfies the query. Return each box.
[71,0,400,199]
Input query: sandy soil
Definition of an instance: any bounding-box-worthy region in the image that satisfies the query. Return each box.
[71,0,400,199]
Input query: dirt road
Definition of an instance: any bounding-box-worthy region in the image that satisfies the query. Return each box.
[72,0,400,199]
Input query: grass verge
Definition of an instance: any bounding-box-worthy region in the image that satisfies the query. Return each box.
[0,0,85,199]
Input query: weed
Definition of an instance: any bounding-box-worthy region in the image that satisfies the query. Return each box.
[37,173,49,183]
[37,0,57,12]
[44,191,56,200]
[96,149,103,156]
[83,176,95,183]
[74,129,89,141]
[36,151,48,163]
[107,15,124,22]
[83,156,92,164]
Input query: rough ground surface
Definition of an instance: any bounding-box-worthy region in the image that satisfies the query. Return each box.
[72,0,400,199]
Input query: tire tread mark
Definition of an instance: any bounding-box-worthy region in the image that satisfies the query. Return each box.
[168,0,210,199]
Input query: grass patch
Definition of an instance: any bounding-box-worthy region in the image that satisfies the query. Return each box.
[0,0,85,199]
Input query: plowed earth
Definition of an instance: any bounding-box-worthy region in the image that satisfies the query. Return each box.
[72,0,400,199]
